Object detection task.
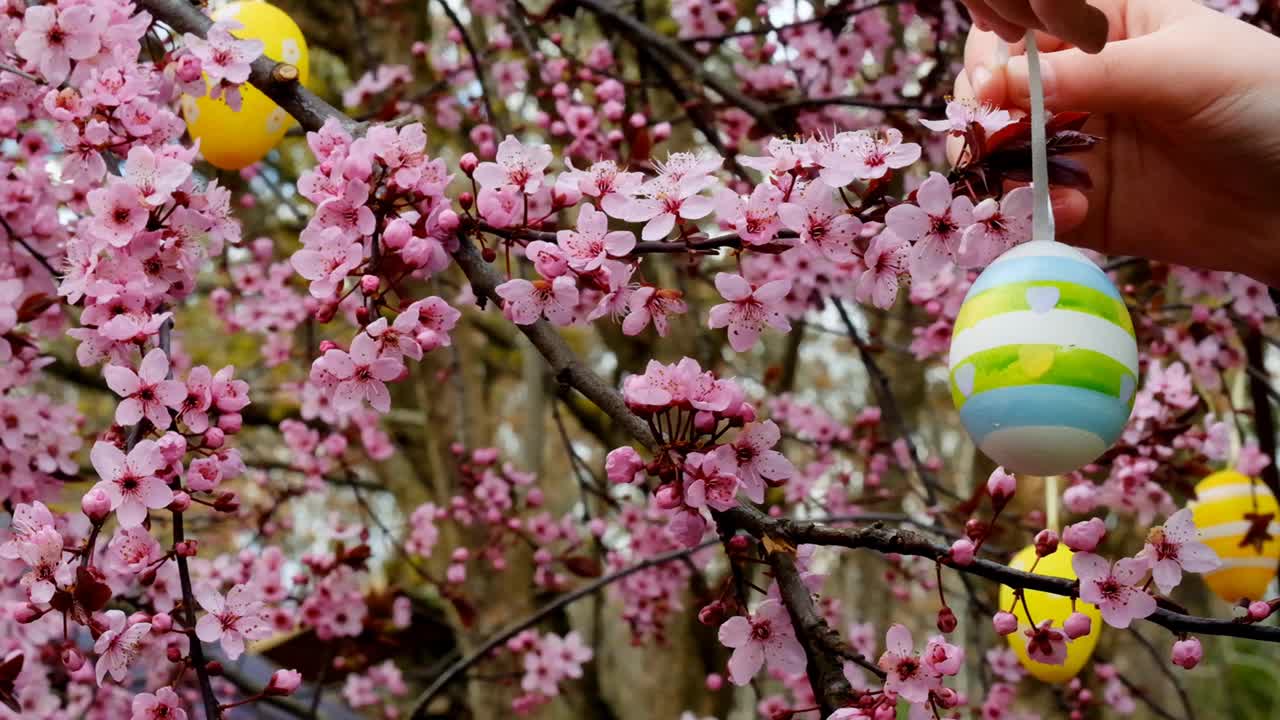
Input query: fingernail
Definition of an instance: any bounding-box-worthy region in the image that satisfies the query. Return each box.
[972,66,992,94]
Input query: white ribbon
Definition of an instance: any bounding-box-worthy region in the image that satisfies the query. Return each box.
[1024,31,1056,243]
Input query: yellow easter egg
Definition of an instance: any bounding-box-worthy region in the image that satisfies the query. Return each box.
[1190,470,1280,602]
[183,2,309,170]
[998,545,1101,683]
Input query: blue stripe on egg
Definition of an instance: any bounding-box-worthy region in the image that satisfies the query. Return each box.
[958,384,1131,445]
[967,256,1122,301]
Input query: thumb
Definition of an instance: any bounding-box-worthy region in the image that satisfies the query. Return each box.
[1002,36,1176,114]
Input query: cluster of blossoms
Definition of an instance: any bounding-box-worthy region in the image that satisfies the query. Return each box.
[292,118,463,418]
[607,358,795,547]
[507,630,594,713]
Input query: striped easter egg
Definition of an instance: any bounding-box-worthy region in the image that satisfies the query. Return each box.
[948,241,1137,475]
[1190,470,1280,603]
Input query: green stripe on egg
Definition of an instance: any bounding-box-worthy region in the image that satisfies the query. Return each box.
[953,281,1134,337]
[948,345,1137,409]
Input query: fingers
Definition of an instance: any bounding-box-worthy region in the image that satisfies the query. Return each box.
[1049,188,1089,236]
[1002,36,1169,112]
[1029,0,1110,53]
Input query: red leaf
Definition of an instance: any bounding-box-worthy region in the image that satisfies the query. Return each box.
[562,555,603,578]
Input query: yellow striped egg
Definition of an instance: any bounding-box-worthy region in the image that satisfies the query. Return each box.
[182,2,309,170]
[948,241,1137,475]
[1190,470,1280,602]
[999,545,1101,683]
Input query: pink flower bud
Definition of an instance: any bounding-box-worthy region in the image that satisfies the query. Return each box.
[628,112,646,128]
[992,611,1018,636]
[525,487,544,507]
[266,668,303,696]
[157,432,187,463]
[13,605,41,624]
[1034,529,1060,557]
[1248,600,1272,621]
[1063,611,1092,639]
[436,209,461,233]
[949,538,975,566]
[360,275,380,294]
[203,427,225,449]
[697,601,726,626]
[175,540,198,557]
[166,646,183,663]
[694,410,717,432]
[1170,637,1202,669]
[605,446,645,485]
[217,412,243,434]
[652,122,672,141]
[986,467,1016,503]
[62,648,85,671]
[1063,517,1106,553]
[936,606,958,633]
[81,487,112,523]
[446,564,466,584]
[705,673,723,691]
[654,484,682,510]
[169,492,191,512]
[459,153,478,174]
[152,613,173,632]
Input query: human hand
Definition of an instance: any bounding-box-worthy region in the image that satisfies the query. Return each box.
[963,0,1110,52]
[957,0,1280,284]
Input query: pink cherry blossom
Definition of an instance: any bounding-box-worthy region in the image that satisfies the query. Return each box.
[131,686,187,720]
[1133,508,1221,594]
[558,203,636,271]
[1073,553,1158,628]
[321,333,404,414]
[15,5,102,85]
[885,172,974,281]
[1063,517,1107,553]
[603,173,716,242]
[877,624,941,704]
[717,599,807,685]
[714,183,784,247]
[17,527,67,604]
[291,226,364,298]
[365,312,422,362]
[920,99,1014,137]
[104,348,185,430]
[730,421,793,503]
[682,445,742,512]
[622,286,687,337]
[818,129,921,187]
[474,136,554,194]
[606,446,645,485]
[957,186,1032,267]
[856,230,911,309]
[195,583,270,660]
[777,182,862,262]
[177,366,213,433]
[89,439,173,527]
[183,21,263,85]
[87,182,149,247]
[496,276,579,326]
[0,501,55,560]
[708,273,792,352]
[95,609,152,685]
[123,146,192,208]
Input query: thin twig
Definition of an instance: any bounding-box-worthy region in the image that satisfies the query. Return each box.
[406,538,719,717]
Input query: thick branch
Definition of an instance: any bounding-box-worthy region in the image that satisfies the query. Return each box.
[722,504,1280,642]
[770,551,855,715]
[141,0,352,133]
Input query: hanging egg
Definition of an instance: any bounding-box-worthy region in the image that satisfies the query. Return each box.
[948,241,1137,475]
[998,545,1102,683]
[1190,470,1280,602]
[181,1,309,170]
